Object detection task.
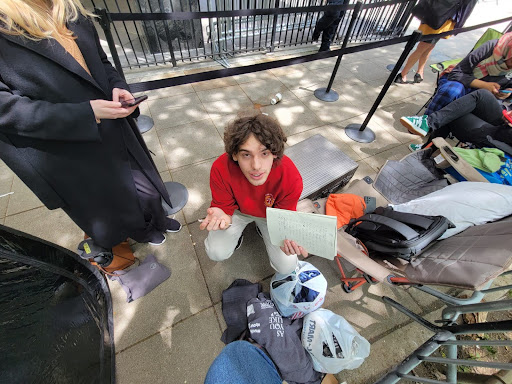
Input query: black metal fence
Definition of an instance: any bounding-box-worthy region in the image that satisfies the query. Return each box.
[84,0,417,69]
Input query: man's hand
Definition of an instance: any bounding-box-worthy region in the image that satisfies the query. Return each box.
[497,88,512,100]
[199,207,232,231]
[281,239,308,258]
[484,81,501,95]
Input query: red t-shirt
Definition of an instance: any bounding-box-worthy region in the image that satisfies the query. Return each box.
[210,153,303,218]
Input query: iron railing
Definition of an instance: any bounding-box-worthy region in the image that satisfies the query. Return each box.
[84,0,417,69]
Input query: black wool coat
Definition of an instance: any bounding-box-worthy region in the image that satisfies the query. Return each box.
[0,16,171,248]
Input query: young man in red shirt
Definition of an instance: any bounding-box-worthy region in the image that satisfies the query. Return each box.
[199,113,307,274]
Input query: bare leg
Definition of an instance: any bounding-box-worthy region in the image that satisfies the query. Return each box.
[399,42,435,81]
[416,42,436,78]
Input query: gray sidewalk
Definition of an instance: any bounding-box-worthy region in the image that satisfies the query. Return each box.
[1,2,512,383]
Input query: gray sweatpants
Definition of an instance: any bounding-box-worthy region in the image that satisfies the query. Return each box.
[204,211,298,274]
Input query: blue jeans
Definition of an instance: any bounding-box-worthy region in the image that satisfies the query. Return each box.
[204,341,282,384]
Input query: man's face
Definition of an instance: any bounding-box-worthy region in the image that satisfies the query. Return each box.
[232,133,277,186]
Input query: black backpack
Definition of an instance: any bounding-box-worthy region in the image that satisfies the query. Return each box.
[345,207,453,261]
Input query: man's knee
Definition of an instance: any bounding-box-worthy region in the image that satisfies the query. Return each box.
[204,236,234,262]
[473,88,495,101]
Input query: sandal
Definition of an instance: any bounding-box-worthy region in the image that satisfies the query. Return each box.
[414,73,423,83]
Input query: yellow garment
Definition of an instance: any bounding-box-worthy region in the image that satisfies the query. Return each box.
[418,19,455,39]
[52,29,91,75]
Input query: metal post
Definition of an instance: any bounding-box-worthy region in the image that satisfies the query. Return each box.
[95,8,155,134]
[345,30,422,143]
[314,1,362,102]
[269,0,280,52]
[96,8,125,80]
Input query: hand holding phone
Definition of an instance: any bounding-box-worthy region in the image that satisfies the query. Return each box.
[503,109,512,125]
[121,94,148,107]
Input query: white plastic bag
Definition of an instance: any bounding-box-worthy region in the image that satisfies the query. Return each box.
[270,261,327,319]
[302,309,370,373]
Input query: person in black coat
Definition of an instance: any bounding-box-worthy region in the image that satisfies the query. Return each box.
[0,0,181,248]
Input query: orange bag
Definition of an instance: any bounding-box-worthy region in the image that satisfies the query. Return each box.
[325,194,366,229]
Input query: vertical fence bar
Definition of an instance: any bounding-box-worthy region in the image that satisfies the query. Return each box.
[135,0,160,65]
[344,30,422,143]
[96,8,126,79]
[124,0,151,68]
[269,0,280,51]
[313,1,361,101]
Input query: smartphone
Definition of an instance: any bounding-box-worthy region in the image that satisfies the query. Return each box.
[121,94,148,107]
[499,89,512,94]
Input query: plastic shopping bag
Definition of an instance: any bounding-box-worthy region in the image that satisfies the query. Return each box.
[270,261,327,319]
[302,309,370,373]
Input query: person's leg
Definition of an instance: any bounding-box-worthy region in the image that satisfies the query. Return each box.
[425,78,466,115]
[128,157,179,244]
[320,10,343,51]
[415,41,436,79]
[254,218,297,274]
[397,42,435,82]
[428,89,503,132]
[205,341,282,384]
[443,115,499,147]
[204,212,252,262]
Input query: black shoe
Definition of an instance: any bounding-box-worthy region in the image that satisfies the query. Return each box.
[235,235,244,251]
[318,44,330,52]
[165,217,182,233]
[394,73,406,84]
[414,73,423,83]
[148,232,166,246]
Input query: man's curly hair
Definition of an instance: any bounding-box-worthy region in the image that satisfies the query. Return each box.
[224,112,287,160]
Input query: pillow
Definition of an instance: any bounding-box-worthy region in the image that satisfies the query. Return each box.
[390,182,512,239]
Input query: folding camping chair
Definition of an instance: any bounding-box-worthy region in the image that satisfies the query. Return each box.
[416,27,504,115]
[296,140,512,311]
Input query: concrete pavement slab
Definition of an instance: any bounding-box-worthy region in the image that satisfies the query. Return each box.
[239,78,288,104]
[300,94,364,124]
[6,176,44,216]
[261,96,326,136]
[110,227,213,352]
[146,84,196,101]
[4,206,83,251]
[338,308,444,384]
[0,165,14,219]
[196,84,248,103]
[189,221,275,304]
[149,100,210,130]
[115,307,225,384]
[157,119,224,170]
[330,116,403,159]
[141,128,168,173]
[202,97,254,119]
[170,159,215,224]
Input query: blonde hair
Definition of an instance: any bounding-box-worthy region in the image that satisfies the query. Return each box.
[0,0,96,40]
